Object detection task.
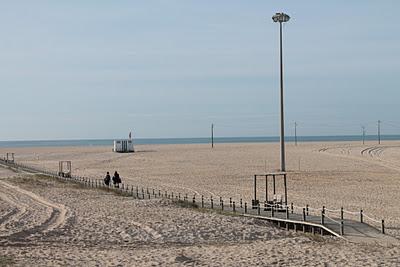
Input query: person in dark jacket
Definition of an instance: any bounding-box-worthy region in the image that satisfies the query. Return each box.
[112,171,121,187]
[104,172,111,186]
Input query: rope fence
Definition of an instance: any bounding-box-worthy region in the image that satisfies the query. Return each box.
[0,159,386,236]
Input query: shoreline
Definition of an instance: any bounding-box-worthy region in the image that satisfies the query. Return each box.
[1,135,400,149]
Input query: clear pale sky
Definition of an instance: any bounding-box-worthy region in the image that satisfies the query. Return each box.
[1,1,399,140]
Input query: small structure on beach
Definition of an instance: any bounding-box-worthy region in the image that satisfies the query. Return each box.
[58,161,72,178]
[113,139,134,153]
[5,153,14,163]
[252,172,287,211]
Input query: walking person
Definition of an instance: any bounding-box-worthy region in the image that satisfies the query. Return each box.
[104,172,111,186]
[113,171,121,188]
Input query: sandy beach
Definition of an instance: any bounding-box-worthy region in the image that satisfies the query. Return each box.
[1,141,400,266]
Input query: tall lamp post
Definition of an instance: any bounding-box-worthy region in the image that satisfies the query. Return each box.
[272,12,290,172]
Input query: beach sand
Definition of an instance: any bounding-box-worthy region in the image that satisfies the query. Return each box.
[1,141,400,265]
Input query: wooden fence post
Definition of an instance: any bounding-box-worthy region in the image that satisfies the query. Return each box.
[321,206,325,225]
[382,219,385,234]
[211,197,214,209]
[340,220,344,236]
[303,208,306,221]
[341,207,344,220]
[245,202,247,214]
[286,206,289,219]
[360,209,363,223]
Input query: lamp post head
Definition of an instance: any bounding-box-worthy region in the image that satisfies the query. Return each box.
[272,12,290,23]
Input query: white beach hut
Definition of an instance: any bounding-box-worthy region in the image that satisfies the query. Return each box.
[113,139,134,153]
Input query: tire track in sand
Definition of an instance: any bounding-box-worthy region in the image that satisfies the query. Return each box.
[320,145,400,173]
[0,180,69,241]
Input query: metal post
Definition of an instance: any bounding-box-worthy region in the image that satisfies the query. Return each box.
[382,219,385,234]
[245,202,247,214]
[254,175,257,204]
[273,174,276,195]
[279,21,286,172]
[362,126,366,145]
[211,123,214,148]
[284,174,287,205]
[321,206,325,225]
[378,120,381,144]
[265,175,268,203]
[303,208,306,221]
[340,207,344,220]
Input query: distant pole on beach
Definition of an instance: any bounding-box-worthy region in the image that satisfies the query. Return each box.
[378,120,381,144]
[272,12,290,172]
[211,123,214,148]
[361,126,366,145]
[294,122,298,146]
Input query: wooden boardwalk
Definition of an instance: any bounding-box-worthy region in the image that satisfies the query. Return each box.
[1,159,398,245]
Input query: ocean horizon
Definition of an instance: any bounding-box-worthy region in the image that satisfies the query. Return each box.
[0,135,399,148]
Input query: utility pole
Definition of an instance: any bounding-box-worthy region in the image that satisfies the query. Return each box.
[211,123,214,148]
[361,126,366,145]
[378,120,381,144]
[294,122,298,146]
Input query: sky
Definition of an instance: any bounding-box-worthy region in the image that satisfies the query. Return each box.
[1,0,400,140]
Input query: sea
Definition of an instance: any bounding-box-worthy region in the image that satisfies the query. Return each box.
[0,135,399,148]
